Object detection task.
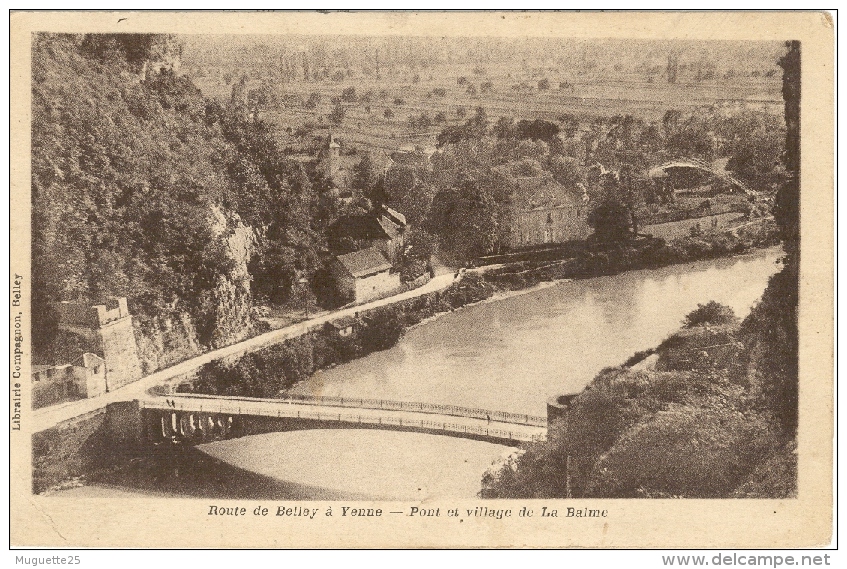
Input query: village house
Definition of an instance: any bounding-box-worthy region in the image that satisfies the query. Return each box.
[327,315,357,337]
[505,176,592,248]
[330,247,402,304]
[32,353,106,409]
[328,204,407,263]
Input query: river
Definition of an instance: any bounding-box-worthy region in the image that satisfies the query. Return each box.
[52,247,784,499]
[292,246,784,416]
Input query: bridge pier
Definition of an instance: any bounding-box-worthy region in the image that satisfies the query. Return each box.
[144,409,241,445]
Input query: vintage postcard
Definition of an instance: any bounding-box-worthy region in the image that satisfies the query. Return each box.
[9,11,834,548]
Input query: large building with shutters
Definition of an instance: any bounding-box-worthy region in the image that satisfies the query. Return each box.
[505,176,592,248]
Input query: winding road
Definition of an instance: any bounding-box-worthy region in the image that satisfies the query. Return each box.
[31,272,458,433]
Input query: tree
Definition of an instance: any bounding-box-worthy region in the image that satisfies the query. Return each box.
[515,119,560,141]
[559,114,580,138]
[465,106,489,138]
[383,108,394,119]
[662,109,682,136]
[667,53,679,84]
[229,75,248,108]
[341,86,357,102]
[436,125,467,148]
[304,92,321,109]
[510,158,544,177]
[547,155,584,187]
[80,33,181,72]
[328,103,346,125]
[360,308,405,352]
[587,198,633,244]
[426,176,498,260]
[397,228,438,282]
[721,111,785,189]
[480,81,494,94]
[352,152,379,193]
[537,78,550,91]
[684,302,738,328]
[665,115,715,161]
[409,112,432,132]
[494,116,516,139]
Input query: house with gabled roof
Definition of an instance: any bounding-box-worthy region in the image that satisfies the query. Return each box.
[330,247,402,304]
[327,204,407,263]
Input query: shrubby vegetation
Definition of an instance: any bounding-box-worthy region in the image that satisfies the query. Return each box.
[403,88,784,264]
[480,41,800,500]
[481,298,795,499]
[32,34,334,364]
[181,273,495,397]
[683,301,739,328]
[184,220,778,400]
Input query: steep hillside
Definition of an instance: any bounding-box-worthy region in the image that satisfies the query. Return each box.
[31,34,325,372]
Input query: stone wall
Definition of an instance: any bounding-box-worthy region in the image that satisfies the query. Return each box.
[49,297,143,393]
[32,401,146,494]
[32,367,79,409]
[32,408,109,494]
[354,270,403,303]
[99,316,143,391]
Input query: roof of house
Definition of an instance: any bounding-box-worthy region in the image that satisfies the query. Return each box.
[381,205,407,226]
[328,210,406,249]
[336,248,393,278]
[376,215,401,240]
[329,215,388,243]
[513,176,582,210]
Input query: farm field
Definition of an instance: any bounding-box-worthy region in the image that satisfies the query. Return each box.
[190,60,781,158]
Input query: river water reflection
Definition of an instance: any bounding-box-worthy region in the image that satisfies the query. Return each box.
[294,247,784,417]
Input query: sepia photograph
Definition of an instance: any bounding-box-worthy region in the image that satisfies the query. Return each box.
[10,10,834,549]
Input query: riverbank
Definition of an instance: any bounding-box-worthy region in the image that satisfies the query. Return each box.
[180,220,781,400]
[480,271,798,499]
[35,233,782,497]
[480,218,778,292]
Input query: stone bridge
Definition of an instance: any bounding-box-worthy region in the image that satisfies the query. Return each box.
[140,393,548,447]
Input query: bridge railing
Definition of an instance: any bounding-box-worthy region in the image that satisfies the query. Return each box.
[161,392,546,427]
[152,398,546,443]
[280,394,548,427]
